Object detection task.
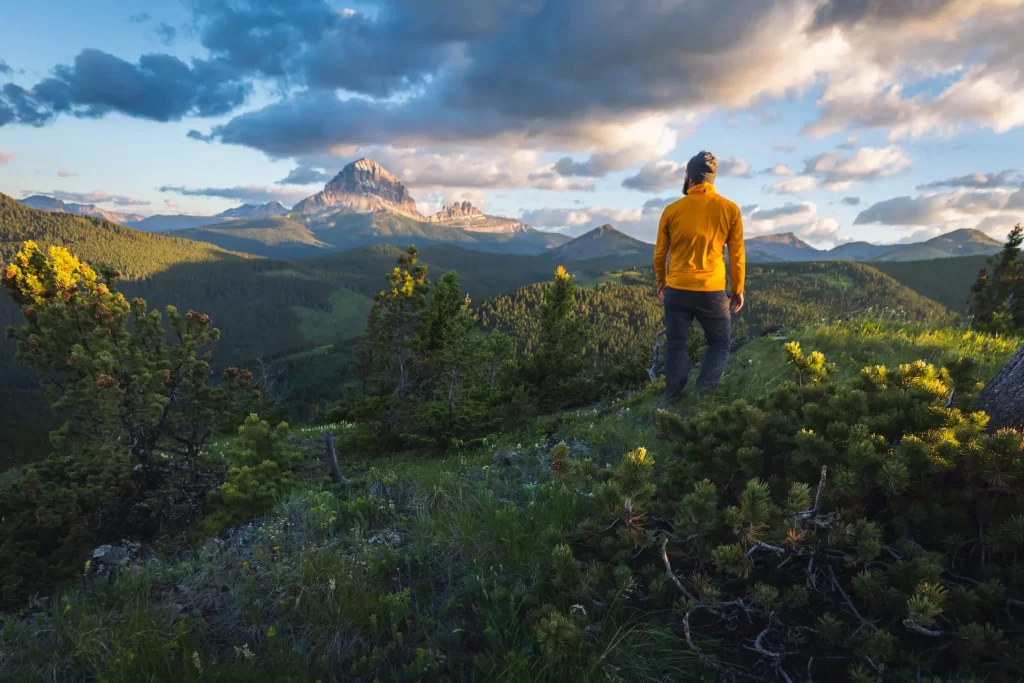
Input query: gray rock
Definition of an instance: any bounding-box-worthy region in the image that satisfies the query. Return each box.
[90,544,129,568]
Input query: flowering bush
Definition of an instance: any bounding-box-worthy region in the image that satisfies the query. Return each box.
[1,242,259,605]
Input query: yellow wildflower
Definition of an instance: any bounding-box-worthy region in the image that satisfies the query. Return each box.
[627,447,653,466]
[555,265,570,281]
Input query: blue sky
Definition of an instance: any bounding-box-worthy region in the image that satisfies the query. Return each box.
[2,0,1023,246]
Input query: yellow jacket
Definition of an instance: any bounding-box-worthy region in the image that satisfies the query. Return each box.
[653,183,745,294]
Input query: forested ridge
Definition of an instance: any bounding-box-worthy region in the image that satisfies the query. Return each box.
[479,261,953,361]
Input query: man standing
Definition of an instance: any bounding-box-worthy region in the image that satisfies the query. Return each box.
[654,150,745,400]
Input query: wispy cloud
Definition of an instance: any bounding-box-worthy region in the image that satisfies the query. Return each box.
[158,184,311,205]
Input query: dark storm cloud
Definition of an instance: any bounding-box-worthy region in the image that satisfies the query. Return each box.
[0,84,53,126]
[201,90,514,157]
[0,49,250,127]
[811,0,958,29]
[193,0,792,157]
[191,0,339,80]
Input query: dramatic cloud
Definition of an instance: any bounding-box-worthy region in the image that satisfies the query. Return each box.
[158,184,311,205]
[0,149,12,165]
[27,189,149,206]
[0,60,11,76]
[57,168,75,177]
[804,145,912,191]
[841,196,861,206]
[767,175,819,195]
[4,0,1022,183]
[0,49,249,127]
[917,170,1022,190]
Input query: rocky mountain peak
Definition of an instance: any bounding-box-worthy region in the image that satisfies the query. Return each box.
[429,201,484,222]
[296,158,422,218]
[324,158,410,201]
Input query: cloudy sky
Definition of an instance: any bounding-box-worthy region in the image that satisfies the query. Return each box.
[1,0,1023,246]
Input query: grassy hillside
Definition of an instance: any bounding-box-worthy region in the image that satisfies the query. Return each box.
[1,193,248,277]
[168,216,330,257]
[874,254,990,312]
[2,317,1018,681]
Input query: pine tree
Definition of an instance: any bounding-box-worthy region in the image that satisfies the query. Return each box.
[2,241,257,473]
[970,224,1023,333]
[526,266,588,407]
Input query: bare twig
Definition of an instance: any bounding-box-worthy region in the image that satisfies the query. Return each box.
[752,627,781,659]
[598,518,621,534]
[830,566,877,633]
[902,619,944,637]
[660,536,700,603]
[795,466,828,522]
[747,540,787,557]
[682,612,723,672]
[647,329,667,382]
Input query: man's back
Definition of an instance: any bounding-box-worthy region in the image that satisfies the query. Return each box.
[654,183,745,295]
[653,150,745,400]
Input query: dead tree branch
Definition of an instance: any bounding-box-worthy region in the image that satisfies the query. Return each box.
[323,429,347,486]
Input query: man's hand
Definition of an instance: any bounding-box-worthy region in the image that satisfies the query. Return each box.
[658,287,666,302]
[730,292,745,313]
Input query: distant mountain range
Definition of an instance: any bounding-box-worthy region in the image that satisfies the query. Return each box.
[159,159,562,256]
[744,229,1002,263]
[16,160,1005,264]
[19,195,147,225]
[216,201,289,220]
[20,194,292,233]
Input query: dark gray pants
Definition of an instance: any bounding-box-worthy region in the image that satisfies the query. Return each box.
[663,288,731,397]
